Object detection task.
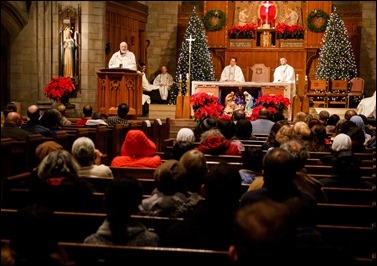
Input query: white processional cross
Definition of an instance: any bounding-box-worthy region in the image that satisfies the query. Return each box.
[262,1,273,25]
[185,34,195,87]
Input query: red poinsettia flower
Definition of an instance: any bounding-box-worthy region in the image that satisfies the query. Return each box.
[44,77,76,101]
[250,94,290,121]
[276,23,304,39]
[190,92,224,122]
[228,23,258,39]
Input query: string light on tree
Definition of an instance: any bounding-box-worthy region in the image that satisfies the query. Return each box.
[168,6,215,104]
[316,6,357,80]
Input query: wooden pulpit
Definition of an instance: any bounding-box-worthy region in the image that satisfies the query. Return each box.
[96,68,142,116]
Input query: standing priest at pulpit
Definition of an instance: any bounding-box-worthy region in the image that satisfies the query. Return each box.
[220,57,245,82]
[273,57,295,83]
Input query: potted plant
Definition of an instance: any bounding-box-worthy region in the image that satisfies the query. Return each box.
[275,23,304,39]
[228,23,258,39]
[190,92,224,123]
[250,94,290,121]
[44,77,76,103]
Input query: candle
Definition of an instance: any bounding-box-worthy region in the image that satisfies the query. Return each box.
[186,73,189,79]
[179,74,182,80]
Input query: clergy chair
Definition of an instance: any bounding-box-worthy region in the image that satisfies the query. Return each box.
[348,77,365,108]
[327,80,349,108]
[306,79,328,107]
[247,64,271,82]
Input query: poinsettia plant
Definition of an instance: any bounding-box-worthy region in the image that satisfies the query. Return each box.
[44,77,76,101]
[190,92,224,122]
[250,94,290,121]
[228,23,258,39]
[275,23,304,39]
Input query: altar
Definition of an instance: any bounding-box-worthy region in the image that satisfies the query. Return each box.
[191,81,295,120]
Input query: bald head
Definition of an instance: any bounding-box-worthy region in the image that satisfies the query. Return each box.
[27,105,40,120]
[57,104,67,113]
[6,112,22,126]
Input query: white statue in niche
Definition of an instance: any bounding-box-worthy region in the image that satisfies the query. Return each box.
[285,7,299,26]
[238,8,248,26]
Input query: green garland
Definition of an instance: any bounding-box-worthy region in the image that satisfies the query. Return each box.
[204,9,226,31]
[307,9,329,33]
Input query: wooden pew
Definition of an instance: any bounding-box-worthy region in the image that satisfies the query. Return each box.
[110,166,157,180]
[305,165,376,180]
[320,186,376,205]
[316,224,376,264]
[0,208,183,243]
[60,241,231,266]
[315,202,376,227]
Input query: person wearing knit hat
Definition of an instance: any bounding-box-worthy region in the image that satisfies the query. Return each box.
[169,128,196,160]
[331,133,352,153]
[138,159,190,217]
[320,133,374,189]
[111,129,161,168]
[35,141,63,162]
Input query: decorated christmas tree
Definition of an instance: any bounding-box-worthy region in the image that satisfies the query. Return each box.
[168,6,216,105]
[316,7,357,80]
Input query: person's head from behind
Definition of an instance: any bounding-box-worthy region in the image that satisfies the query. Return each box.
[262,148,296,189]
[39,109,61,129]
[27,104,41,120]
[5,111,22,127]
[242,147,263,173]
[344,109,357,121]
[293,121,311,141]
[319,110,330,125]
[3,204,67,265]
[280,138,309,171]
[71,137,96,167]
[327,114,340,126]
[203,162,241,210]
[117,103,129,118]
[233,109,246,121]
[216,117,236,139]
[235,119,253,139]
[35,141,63,162]
[37,150,80,181]
[258,108,270,120]
[154,160,187,195]
[275,124,295,145]
[105,175,143,224]
[57,104,67,115]
[82,105,93,118]
[229,200,290,265]
[332,155,362,181]
[3,102,18,118]
[176,128,195,143]
[309,124,328,143]
[294,111,306,123]
[331,133,352,154]
[180,149,208,193]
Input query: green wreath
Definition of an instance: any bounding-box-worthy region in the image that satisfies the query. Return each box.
[307,9,329,33]
[204,9,226,31]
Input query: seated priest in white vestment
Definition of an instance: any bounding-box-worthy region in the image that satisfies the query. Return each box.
[220,57,245,82]
[357,90,376,118]
[153,65,174,103]
[273,57,295,83]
